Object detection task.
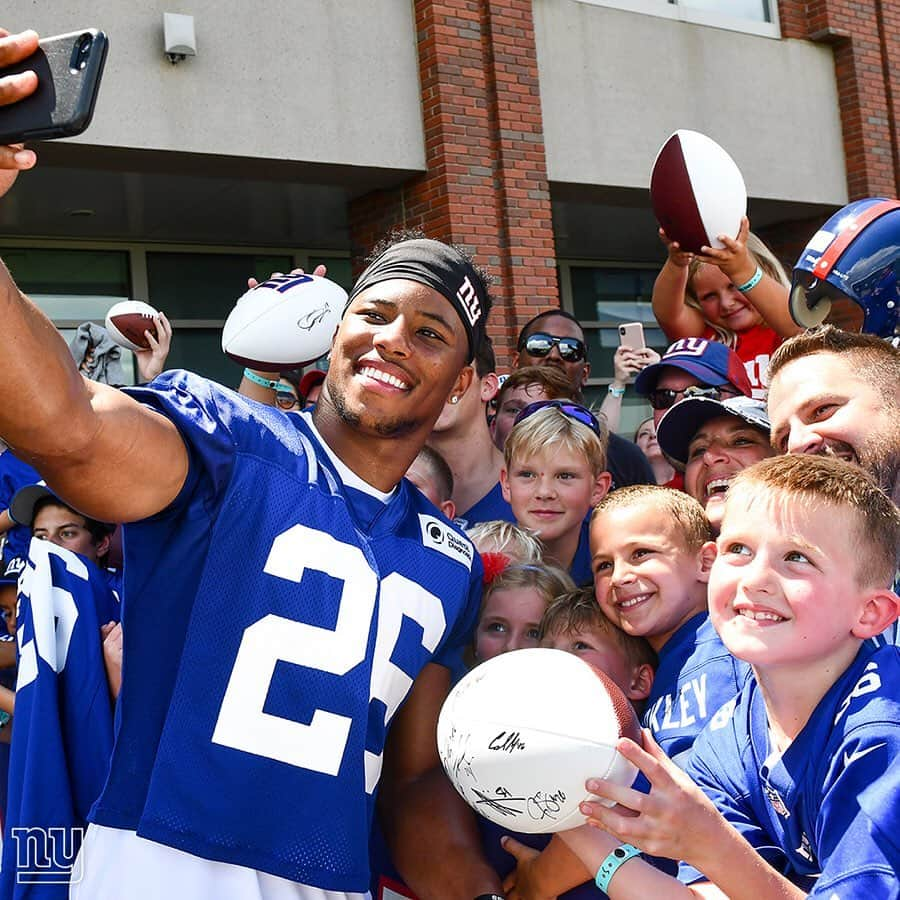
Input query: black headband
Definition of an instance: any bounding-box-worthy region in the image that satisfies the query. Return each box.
[346,238,487,362]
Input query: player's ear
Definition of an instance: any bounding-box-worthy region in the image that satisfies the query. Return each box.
[95,533,112,559]
[580,360,591,386]
[440,499,457,522]
[590,470,612,506]
[448,365,474,404]
[852,587,900,640]
[624,663,654,703]
[697,540,717,583]
[499,467,511,503]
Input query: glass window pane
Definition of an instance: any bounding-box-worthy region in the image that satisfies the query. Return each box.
[163,329,245,388]
[146,252,293,319]
[0,248,130,295]
[679,0,770,22]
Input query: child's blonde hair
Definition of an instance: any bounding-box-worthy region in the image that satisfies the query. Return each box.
[592,484,713,553]
[467,520,543,563]
[504,406,608,476]
[540,587,657,671]
[727,455,900,590]
[685,232,790,347]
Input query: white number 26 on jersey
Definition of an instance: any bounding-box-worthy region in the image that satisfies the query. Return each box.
[212,524,446,791]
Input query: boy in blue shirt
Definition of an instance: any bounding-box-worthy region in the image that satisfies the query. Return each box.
[564,455,900,899]
[590,485,749,765]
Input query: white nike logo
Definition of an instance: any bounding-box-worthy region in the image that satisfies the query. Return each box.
[843,742,886,768]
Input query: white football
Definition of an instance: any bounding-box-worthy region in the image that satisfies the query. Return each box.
[437,648,641,834]
[650,129,747,253]
[222,273,347,369]
[105,300,160,352]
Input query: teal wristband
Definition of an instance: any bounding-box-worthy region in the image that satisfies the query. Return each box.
[243,368,279,390]
[594,843,640,892]
[607,384,626,398]
[735,265,763,293]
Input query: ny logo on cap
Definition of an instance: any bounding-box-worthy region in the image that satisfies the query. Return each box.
[666,337,711,358]
[456,276,482,328]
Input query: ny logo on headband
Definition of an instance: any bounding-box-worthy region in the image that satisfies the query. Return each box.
[456,276,482,327]
[666,337,710,358]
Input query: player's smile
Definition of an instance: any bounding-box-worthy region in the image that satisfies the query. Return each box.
[355,359,412,393]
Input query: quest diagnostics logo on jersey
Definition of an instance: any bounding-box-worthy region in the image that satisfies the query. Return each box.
[419,514,474,569]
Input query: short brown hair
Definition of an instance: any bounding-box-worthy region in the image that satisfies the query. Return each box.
[496,365,575,407]
[768,325,900,410]
[726,454,900,589]
[592,484,713,553]
[505,405,608,476]
[540,587,657,671]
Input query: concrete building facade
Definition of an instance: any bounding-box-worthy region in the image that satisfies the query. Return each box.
[2,1,895,414]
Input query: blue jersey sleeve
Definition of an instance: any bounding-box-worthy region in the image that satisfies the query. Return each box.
[677,699,787,885]
[808,732,900,895]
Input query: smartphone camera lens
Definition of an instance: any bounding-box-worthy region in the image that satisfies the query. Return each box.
[71,34,93,71]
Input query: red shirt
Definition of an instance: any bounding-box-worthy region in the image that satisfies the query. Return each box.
[702,324,782,399]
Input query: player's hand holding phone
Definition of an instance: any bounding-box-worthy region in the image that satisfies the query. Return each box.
[0,27,40,190]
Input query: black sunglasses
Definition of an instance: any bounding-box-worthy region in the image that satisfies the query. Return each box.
[518,332,586,363]
[647,384,727,411]
[513,399,603,437]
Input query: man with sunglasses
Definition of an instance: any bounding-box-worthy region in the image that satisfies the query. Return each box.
[634,338,753,429]
[512,310,656,489]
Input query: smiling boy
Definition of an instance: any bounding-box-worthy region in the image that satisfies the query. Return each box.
[568,455,900,899]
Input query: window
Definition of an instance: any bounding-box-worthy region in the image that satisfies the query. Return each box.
[559,261,670,433]
[575,0,779,38]
[0,244,351,387]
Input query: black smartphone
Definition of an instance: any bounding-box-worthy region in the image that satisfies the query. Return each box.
[0,29,108,144]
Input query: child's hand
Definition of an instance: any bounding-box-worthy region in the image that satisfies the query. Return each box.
[246,264,327,290]
[501,837,558,900]
[698,216,756,286]
[658,228,694,268]
[578,729,726,865]
[101,621,123,699]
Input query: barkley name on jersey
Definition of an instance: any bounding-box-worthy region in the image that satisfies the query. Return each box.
[89,371,483,893]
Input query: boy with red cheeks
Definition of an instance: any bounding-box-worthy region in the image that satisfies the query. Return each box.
[540,456,900,900]
[500,402,610,585]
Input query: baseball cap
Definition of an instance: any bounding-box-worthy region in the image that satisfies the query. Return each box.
[298,369,326,399]
[10,484,115,534]
[634,338,753,397]
[656,395,770,466]
[0,555,25,587]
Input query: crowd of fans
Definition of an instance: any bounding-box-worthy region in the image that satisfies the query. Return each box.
[0,23,898,900]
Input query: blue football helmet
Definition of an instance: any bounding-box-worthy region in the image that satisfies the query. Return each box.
[790,197,900,340]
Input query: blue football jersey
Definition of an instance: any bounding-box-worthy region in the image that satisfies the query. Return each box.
[642,613,751,767]
[1,539,119,900]
[455,482,514,530]
[680,644,900,896]
[0,451,40,562]
[90,372,482,892]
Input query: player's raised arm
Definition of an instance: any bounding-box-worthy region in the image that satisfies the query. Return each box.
[0,257,188,522]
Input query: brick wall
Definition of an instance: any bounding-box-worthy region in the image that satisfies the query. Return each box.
[349,0,559,370]
[779,0,899,200]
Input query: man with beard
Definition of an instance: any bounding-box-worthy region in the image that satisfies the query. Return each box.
[513,311,655,488]
[767,325,900,507]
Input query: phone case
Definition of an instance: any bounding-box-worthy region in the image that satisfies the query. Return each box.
[0,29,108,144]
[618,322,646,350]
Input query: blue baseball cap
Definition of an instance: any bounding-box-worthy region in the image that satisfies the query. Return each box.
[0,555,25,587]
[656,395,770,466]
[634,338,753,397]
